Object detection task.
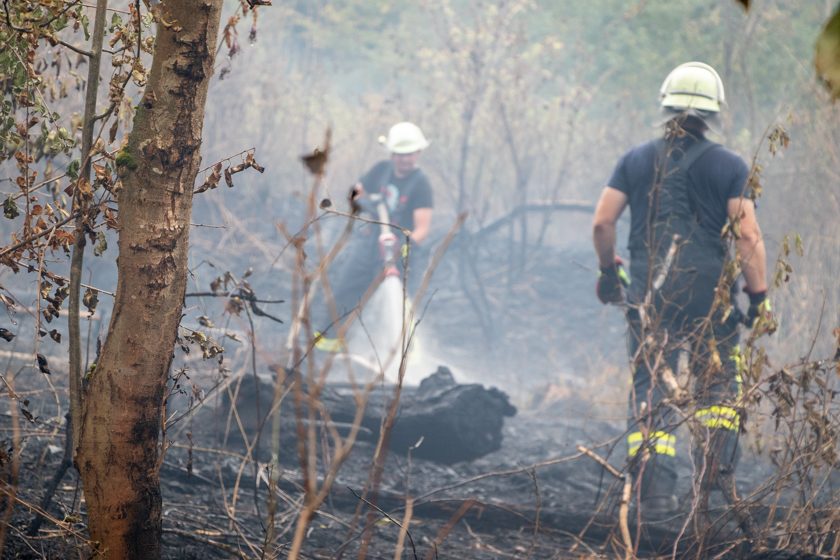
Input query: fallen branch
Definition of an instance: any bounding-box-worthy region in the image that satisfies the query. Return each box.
[474,201,596,241]
[576,444,623,478]
[577,445,634,560]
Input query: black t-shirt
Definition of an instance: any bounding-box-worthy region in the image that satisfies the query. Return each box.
[607,134,750,253]
[360,160,433,232]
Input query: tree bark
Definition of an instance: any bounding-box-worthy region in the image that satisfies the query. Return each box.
[75,1,223,557]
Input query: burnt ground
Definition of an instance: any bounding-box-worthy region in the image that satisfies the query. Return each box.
[154,387,818,560]
[1,234,837,559]
[0,369,809,560]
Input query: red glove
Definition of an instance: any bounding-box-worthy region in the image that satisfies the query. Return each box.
[596,256,630,305]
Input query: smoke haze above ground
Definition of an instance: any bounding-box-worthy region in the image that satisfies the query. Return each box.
[191,0,837,376]
[2,0,834,382]
[4,0,840,412]
[0,0,835,444]
[1,2,839,558]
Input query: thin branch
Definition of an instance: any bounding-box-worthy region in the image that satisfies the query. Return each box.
[2,151,118,203]
[68,0,108,458]
[2,0,29,33]
[348,487,418,558]
[80,1,130,14]
[576,444,623,479]
[184,291,283,304]
[412,452,586,505]
[0,211,79,259]
[0,485,91,542]
[196,148,256,175]
[57,39,93,57]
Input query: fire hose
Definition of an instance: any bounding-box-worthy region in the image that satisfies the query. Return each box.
[355,193,402,278]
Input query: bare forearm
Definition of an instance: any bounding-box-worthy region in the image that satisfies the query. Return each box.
[592,187,627,269]
[593,223,617,269]
[409,228,428,244]
[737,233,767,293]
[727,197,767,293]
[410,208,432,245]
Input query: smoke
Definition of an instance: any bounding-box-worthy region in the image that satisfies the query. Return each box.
[342,275,437,387]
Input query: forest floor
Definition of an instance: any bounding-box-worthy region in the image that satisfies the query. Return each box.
[1,385,789,559]
[0,240,832,559]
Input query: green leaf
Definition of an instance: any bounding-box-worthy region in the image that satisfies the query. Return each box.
[66,160,80,180]
[93,231,107,256]
[81,14,90,41]
[110,13,123,32]
[3,197,19,219]
[816,7,840,99]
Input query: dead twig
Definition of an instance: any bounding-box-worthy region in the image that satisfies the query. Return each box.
[347,487,418,559]
[424,499,476,560]
[164,527,249,559]
[27,413,73,536]
[0,374,20,552]
[576,444,623,479]
[527,468,542,559]
[576,445,633,559]
[413,452,586,505]
[394,497,417,560]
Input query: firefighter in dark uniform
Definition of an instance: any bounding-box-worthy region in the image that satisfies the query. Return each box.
[592,62,771,520]
[315,122,433,352]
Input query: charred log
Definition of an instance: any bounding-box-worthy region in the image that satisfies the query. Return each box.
[223,366,516,464]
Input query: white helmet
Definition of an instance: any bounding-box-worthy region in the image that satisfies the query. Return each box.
[659,62,725,113]
[380,122,429,154]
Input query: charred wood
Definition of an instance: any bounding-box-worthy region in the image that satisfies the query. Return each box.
[223,366,516,465]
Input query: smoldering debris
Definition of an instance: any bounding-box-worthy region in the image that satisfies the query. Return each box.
[222,365,517,464]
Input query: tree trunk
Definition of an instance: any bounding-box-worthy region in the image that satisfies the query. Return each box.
[75,1,222,557]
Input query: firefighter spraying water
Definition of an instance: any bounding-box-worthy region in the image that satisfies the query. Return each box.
[313,122,435,384]
[345,192,422,382]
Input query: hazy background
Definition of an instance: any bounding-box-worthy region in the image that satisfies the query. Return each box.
[2,0,838,415]
[193,1,838,401]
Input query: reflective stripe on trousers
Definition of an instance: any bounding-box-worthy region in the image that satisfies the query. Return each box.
[627,430,677,457]
[695,405,740,431]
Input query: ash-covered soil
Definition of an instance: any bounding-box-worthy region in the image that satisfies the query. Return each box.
[3,376,793,559]
[2,238,834,559]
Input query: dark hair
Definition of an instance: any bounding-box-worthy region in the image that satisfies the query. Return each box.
[681,115,708,131]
